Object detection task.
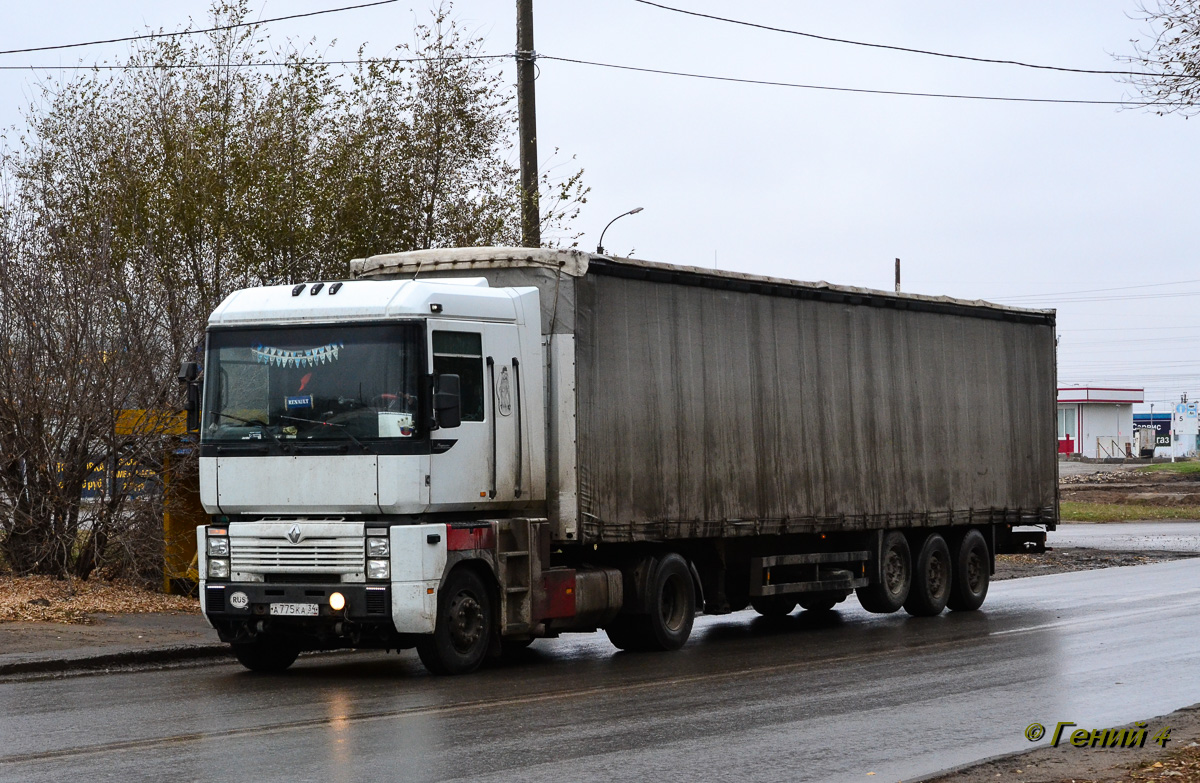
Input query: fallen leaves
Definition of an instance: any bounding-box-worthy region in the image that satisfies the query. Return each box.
[0,575,198,624]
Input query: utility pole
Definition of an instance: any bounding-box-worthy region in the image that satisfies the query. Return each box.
[516,0,540,247]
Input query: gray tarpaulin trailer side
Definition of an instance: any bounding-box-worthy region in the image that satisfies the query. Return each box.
[343,246,1057,662]
[353,246,1058,546]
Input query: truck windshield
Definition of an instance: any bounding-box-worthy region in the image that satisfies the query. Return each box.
[202,323,423,444]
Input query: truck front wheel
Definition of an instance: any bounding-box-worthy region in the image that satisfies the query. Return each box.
[904,533,951,616]
[417,567,494,675]
[232,636,300,673]
[857,531,911,613]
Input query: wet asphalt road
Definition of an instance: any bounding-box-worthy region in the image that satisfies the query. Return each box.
[1051,522,1200,551]
[4,560,1200,783]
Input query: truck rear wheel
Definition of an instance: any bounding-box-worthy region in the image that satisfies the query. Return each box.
[750,595,798,617]
[417,567,494,675]
[857,531,911,613]
[605,554,695,652]
[904,533,951,616]
[947,529,990,611]
[232,636,300,673]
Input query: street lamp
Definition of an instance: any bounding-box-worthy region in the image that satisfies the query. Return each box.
[596,207,643,255]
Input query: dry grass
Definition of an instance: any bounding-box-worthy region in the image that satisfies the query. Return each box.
[0,575,198,624]
[1060,502,1200,522]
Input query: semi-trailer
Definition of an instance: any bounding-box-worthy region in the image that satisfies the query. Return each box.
[188,247,1057,674]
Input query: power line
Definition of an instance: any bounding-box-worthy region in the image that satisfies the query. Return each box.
[997,278,1200,301]
[632,0,1172,78]
[0,55,510,71]
[539,55,1173,107]
[0,0,399,57]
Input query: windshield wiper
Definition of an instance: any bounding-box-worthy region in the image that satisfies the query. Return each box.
[277,414,374,454]
[208,411,289,450]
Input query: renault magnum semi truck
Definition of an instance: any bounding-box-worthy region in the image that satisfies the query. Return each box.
[189,247,1058,675]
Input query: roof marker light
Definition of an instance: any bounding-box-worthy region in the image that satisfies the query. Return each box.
[310,283,325,295]
[430,303,443,313]
[292,284,306,296]
[329,282,343,295]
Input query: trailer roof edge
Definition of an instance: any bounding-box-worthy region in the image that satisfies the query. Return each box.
[351,247,1055,325]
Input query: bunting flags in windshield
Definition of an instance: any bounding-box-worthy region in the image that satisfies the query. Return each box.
[251,342,344,368]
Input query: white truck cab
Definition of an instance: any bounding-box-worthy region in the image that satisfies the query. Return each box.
[195,275,561,674]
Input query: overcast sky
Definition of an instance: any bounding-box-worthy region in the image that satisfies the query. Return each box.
[2,1,1196,408]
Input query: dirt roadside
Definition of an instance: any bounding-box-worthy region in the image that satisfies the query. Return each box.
[927,707,1200,782]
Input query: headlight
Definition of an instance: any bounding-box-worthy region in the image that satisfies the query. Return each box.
[207,537,229,557]
[208,558,230,579]
[367,559,390,580]
[366,537,389,557]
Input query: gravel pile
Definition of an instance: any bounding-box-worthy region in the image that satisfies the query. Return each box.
[1060,471,1138,485]
[0,575,198,624]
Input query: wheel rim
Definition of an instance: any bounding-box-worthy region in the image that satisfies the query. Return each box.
[884,549,908,597]
[928,552,948,598]
[659,574,688,632]
[448,591,484,653]
[966,549,985,594]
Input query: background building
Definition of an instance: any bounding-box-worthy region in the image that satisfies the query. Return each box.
[1057,387,1143,458]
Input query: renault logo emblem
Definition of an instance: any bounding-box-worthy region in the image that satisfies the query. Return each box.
[287,524,303,545]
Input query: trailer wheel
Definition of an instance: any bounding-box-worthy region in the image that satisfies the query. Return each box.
[232,636,300,673]
[605,554,696,652]
[857,531,911,613]
[947,529,990,611]
[417,567,494,675]
[904,533,951,617]
[750,595,798,617]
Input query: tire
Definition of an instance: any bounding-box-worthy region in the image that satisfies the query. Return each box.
[856,531,912,613]
[904,533,952,617]
[604,614,650,651]
[605,554,696,652]
[947,529,990,612]
[417,567,494,675]
[750,595,798,617]
[798,592,841,612]
[232,637,300,673]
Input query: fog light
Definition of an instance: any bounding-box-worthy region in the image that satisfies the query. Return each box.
[366,536,389,557]
[207,537,229,557]
[367,559,390,580]
[208,558,230,579]
[329,591,346,611]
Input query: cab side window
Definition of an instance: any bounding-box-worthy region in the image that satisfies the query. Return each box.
[432,331,485,422]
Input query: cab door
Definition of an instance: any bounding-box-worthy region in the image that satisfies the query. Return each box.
[428,321,523,509]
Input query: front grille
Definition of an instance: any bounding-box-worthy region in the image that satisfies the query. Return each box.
[230,537,364,573]
[206,586,225,612]
[265,573,341,584]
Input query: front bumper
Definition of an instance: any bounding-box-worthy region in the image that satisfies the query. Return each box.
[203,582,391,622]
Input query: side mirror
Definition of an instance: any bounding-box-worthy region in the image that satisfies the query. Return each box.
[179,361,201,433]
[184,384,200,432]
[433,374,462,429]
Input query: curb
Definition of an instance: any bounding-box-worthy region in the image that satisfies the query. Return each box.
[0,643,233,677]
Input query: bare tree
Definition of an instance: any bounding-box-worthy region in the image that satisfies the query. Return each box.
[1121,0,1200,115]
[0,0,587,581]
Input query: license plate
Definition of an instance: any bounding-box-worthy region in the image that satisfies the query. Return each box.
[269,603,319,617]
